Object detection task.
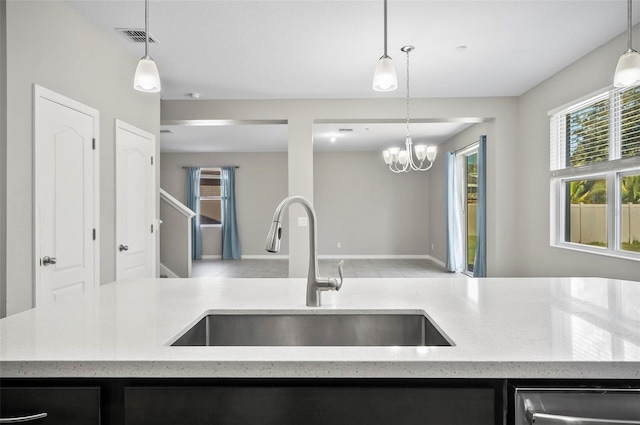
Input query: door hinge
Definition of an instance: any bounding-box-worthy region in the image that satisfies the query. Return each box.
[92,138,96,150]
[151,156,154,165]
[151,224,154,233]
[93,228,96,240]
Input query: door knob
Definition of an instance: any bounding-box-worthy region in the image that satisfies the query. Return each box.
[119,244,129,252]
[42,256,57,266]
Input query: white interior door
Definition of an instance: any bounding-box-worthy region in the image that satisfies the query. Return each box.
[34,86,99,306]
[115,120,156,280]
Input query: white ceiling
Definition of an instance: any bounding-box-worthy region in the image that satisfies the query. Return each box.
[68,0,636,152]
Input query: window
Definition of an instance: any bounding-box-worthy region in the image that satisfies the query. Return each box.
[200,168,222,226]
[550,86,640,259]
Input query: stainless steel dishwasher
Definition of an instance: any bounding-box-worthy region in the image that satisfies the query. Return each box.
[514,387,640,425]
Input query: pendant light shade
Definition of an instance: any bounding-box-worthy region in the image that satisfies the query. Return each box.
[134,0,161,93]
[372,0,397,92]
[614,50,640,87]
[373,56,398,91]
[614,0,640,87]
[134,57,161,93]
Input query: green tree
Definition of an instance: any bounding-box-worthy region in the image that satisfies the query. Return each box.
[621,175,640,204]
[569,179,607,204]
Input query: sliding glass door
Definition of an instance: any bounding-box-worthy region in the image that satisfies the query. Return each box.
[463,149,478,275]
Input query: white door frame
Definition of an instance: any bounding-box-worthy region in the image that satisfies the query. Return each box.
[115,119,157,280]
[33,85,100,305]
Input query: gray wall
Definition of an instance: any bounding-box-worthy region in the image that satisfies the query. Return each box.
[160,199,191,277]
[314,151,430,256]
[515,27,640,281]
[0,0,7,318]
[162,97,519,277]
[429,122,494,265]
[4,1,160,315]
[160,152,289,256]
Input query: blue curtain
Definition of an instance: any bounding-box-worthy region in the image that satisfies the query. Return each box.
[186,167,202,260]
[446,152,464,272]
[473,136,487,277]
[221,166,241,260]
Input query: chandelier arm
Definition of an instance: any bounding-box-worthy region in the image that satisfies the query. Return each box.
[413,161,435,171]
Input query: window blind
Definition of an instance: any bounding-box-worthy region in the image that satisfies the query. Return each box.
[619,86,640,159]
[550,87,640,172]
[200,169,221,198]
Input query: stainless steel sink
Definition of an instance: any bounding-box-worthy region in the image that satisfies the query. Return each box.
[170,311,453,347]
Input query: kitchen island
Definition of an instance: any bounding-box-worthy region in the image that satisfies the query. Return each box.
[1,276,639,425]
[1,276,639,379]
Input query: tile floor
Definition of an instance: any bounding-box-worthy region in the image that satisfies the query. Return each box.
[190,258,454,279]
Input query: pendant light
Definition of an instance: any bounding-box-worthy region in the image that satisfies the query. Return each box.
[134,0,161,93]
[614,0,640,87]
[372,0,397,92]
[382,46,437,173]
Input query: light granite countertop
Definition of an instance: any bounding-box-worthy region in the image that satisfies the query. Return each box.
[1,276,639,379]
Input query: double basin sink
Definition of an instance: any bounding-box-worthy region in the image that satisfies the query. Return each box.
[170,311,453,347]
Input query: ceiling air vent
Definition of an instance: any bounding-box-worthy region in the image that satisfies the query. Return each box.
[116,28,159,44]
[338,128,354,133]
[160,129,174,134]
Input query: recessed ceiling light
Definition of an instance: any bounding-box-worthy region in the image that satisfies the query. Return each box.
[189,92,201,99]
[330,136,337,143]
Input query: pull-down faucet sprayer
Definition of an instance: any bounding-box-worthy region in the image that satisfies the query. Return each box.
[265,196,343,307]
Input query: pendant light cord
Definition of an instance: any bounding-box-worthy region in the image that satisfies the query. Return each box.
[383,0,388,57]
[145,0,150,58]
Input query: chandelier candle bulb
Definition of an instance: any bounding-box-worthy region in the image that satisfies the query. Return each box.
[383,150,392,165]
[426,146,437,163]
[398,150,409,165]
[389,147,401,163]
[414,145,427,161]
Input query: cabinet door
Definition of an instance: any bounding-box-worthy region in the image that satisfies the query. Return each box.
[125,385,495,425]
[0,387,100,425]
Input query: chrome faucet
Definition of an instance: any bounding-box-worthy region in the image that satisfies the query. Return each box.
[265,196,343,307]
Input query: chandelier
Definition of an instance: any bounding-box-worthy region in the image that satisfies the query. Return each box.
[382,46,437,173]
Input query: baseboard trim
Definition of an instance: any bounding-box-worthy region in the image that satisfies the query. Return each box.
[199,255,290,260]
[425,255,446,268]
[241,255,289,260]
[198,255,445,266]
[317,254,430,260]
[160,263,179,278]
[201,255,221,260]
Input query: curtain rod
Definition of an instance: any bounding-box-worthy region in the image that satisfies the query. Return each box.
[182,166,239,169]
[451,139,481,155]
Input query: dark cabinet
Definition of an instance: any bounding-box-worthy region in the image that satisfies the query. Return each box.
[124,383,498,425]
[0,387,100,425]
[0,379,502,425]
